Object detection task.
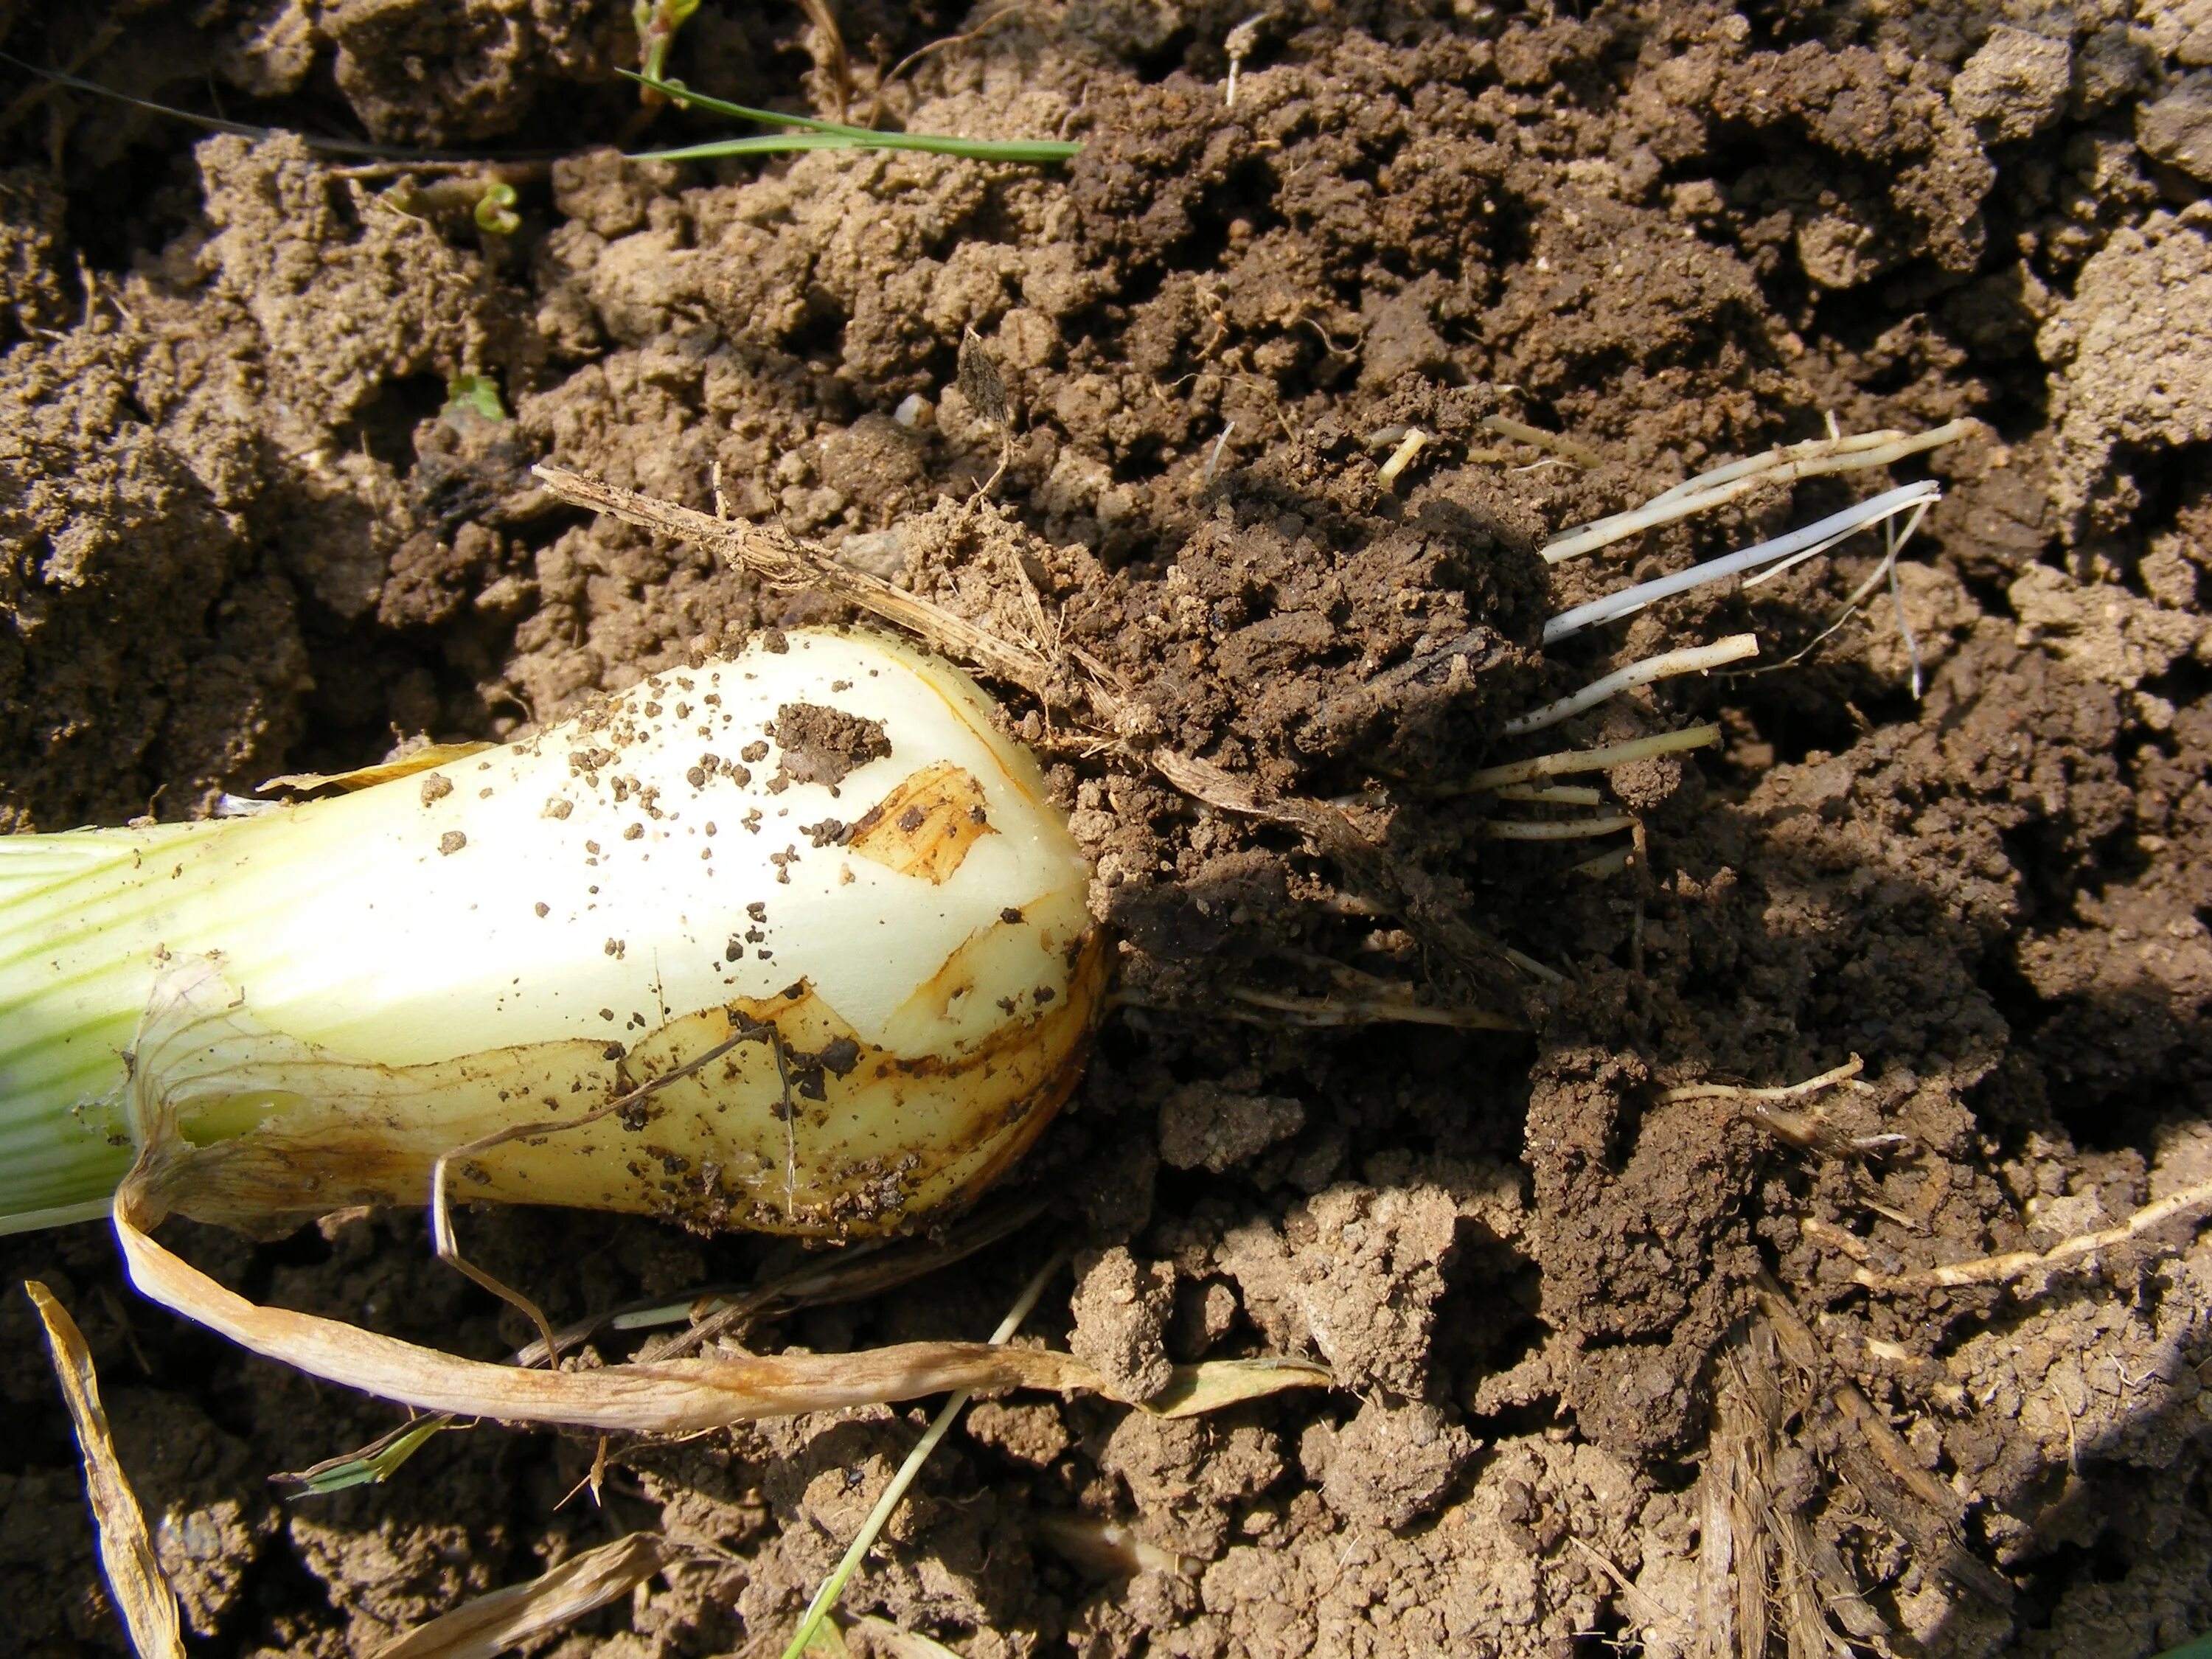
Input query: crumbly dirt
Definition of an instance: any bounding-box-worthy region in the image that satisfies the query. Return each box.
[4,3,2211,1656]
[769,698,894,787]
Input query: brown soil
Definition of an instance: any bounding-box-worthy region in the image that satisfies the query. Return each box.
[4,3,2212,1656]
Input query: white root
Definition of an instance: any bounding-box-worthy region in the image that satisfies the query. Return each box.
[1844,1172,2212,1294]
[1224,12,1268,108]
[1477,815,1638,841]
[1568,844,1635,880]
[1492,783,1602,804]
[1377,426,1430,487]
[1542,419,1972,563]
[1456,723,1722,794]
[1479,412,1601,467]
[1203,420,1236,487]
[1749,506,1934,696]
[1663,1055,1867,1105]
[1503,633,1759,736]
[1545,481,1940,644]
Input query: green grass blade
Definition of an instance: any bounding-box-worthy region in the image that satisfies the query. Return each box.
[622,69,1079,165]
[271,1416,456,1497]
[622,69,857,133]
[634,131,1080,163]
[633,133,886,159]
[777,1249,1070,1659]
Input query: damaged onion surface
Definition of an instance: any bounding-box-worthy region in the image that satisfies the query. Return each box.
[0,629,1104,1238]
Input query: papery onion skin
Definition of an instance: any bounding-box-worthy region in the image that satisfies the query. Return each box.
[0,629,1104,1238]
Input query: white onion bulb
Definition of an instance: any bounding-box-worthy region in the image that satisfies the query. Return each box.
[0,629,1103,1238]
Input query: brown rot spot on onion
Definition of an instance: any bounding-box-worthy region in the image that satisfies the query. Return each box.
[846,762,995,885]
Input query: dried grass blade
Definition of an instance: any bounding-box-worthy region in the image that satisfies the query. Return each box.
[1696,1371,1742,1657]
[1799,1523,1890,1647]
[259,742,494,796]
[369,1530,666,1659]
[24,1281,186,1659]
[1225,986,1522,1032]
[529,465,1056,694]
[794,0,852,121]
[115,1190,1102,1431]
[1140,1356,1334,1418]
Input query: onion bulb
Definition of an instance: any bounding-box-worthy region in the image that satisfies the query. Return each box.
[0,630,1105,1239]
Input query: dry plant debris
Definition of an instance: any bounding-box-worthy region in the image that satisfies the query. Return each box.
[370,1530,669,1659]
[1821,1171,2212,1295]
[26,1281,186,1659]
[114,1180,1327,1434]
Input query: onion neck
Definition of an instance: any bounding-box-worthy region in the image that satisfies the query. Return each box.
[0,824,223,1232]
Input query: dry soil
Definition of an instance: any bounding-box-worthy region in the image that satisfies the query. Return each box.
[4,3,2211,1657]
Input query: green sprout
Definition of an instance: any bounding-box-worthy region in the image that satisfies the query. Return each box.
[271,1417,456,1498]
[471,180,521,236]
[624,71,1081,166]
[441,373,509,426]
[633,0,704,94]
